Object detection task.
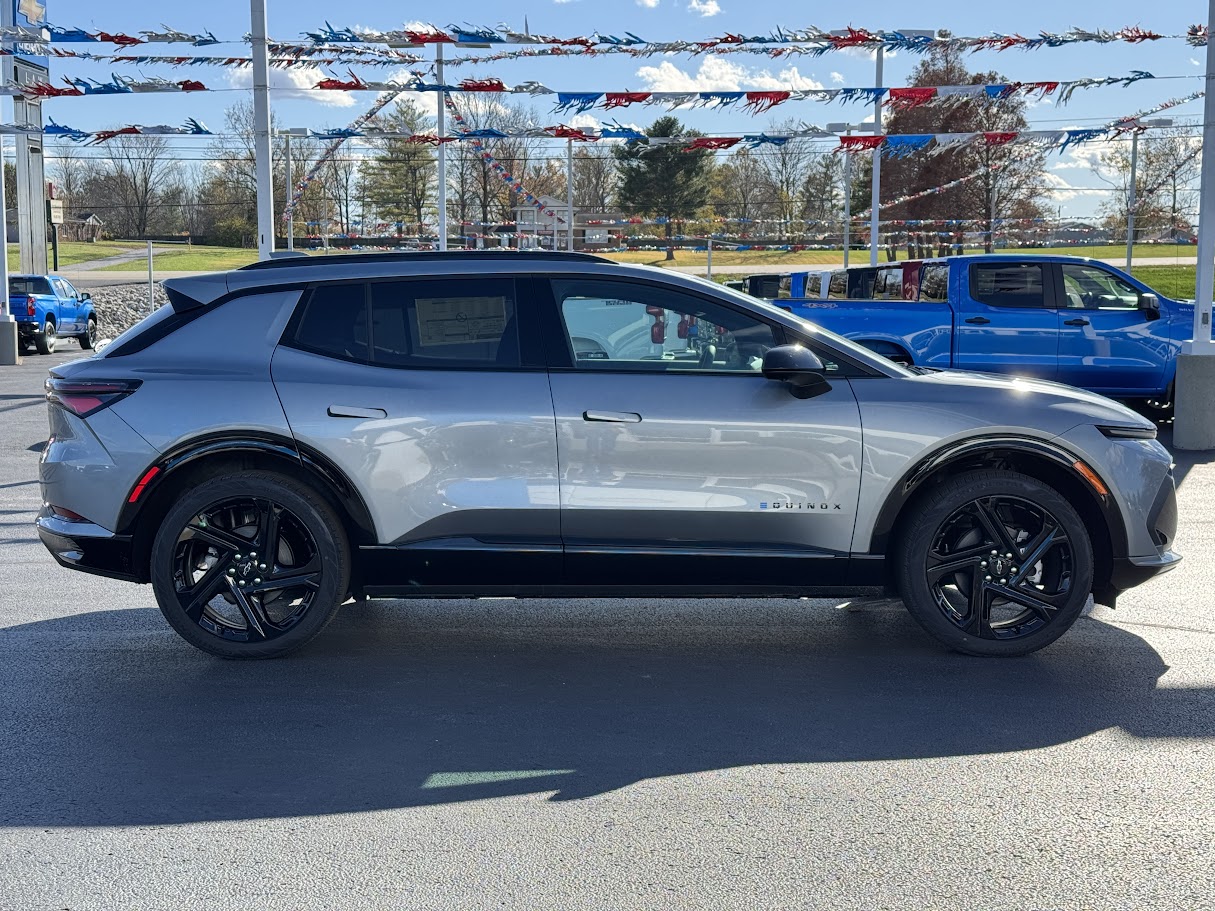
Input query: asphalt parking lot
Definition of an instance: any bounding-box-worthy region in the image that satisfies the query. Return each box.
[2,350,1213,910]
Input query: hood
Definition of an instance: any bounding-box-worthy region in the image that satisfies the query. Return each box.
[906,368,1155,432]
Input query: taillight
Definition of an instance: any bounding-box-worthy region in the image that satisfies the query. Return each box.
[26,295,36,317]
[45,378,142,418]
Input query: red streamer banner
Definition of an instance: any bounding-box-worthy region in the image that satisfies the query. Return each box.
[742,91,790,114]
[836,134,885,153]
[604,91,652,108]
[887,87,937,109]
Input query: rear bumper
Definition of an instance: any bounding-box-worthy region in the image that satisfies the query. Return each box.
[35,509,142,583]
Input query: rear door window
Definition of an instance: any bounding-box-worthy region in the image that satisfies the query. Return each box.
[969,263,1046,308]
[369,278,519,368]
[287,278,521,369]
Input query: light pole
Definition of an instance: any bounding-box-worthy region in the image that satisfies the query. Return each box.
[1125,118,1173,270]
[829,121,869,268]
[249,0,275,260]
[280,128,307,252]
[1174,0,1215,450]
[836,29,937,266]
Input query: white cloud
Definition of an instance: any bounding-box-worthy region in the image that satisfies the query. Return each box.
[226,66,356,108]
[567,113,602,130]
[830,71,845,85]
[688,0,721,15]
[636,57,823,92]
[1038,171,1081,202]
[636,0,660,7]
[1192,58,1202,66]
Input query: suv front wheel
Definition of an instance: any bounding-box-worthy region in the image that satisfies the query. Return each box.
[149,471,350,659]
[896,470,1094,657]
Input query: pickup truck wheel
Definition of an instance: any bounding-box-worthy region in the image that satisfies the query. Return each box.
[895,470,1093,657]
[34,319,57,355]
[80,317,98,350]
[150,471,350,659]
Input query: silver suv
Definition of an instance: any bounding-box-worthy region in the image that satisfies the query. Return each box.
[36,252,1180,659]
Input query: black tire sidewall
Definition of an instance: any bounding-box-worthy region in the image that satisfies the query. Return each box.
[150,471,350,659]
[896,470,1094,657]
[81,318,97,350]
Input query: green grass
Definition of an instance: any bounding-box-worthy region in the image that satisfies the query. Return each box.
[1131,265,1196,300]
[8,240,148,271]
[101,246,261,272]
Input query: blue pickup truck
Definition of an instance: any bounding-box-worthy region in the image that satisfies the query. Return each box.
[760,255,1190,406]
[8,274,97,355]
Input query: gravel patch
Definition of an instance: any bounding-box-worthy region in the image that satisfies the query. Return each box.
[89,284,168,342]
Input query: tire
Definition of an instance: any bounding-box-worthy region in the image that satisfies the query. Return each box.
[34,319,57,355]
[895,470,1093,657]
[149,471,350,659]
[79,317,97,350]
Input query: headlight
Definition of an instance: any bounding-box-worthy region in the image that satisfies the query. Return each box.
[1097,424,1157,441]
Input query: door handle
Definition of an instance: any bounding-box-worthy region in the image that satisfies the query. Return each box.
[964,316,991,325]
[327,405,387,419]
[1064,318,1090,326]
[583,410,642,424]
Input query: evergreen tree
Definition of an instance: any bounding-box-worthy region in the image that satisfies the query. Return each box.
[614,116,713,260]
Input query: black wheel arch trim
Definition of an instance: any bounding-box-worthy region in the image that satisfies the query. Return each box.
[870,435,1128,561]
[116,432,377,546]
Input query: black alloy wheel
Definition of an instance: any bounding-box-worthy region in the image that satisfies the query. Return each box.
[926,496,1074,640]
[150,471,349,658]
[897,470,1093,656]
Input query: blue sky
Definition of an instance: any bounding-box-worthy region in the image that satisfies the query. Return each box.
[31,0,1212,218]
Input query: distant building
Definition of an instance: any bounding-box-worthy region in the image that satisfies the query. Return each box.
[509,195,623,250]
[61,213,105,243]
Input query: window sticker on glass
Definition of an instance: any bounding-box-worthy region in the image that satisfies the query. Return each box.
[414,296,507,347]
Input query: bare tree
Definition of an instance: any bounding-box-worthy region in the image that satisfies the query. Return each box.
[101,134,176,236]
[1095,128,1201,242]
[756,120,817,241]
[710,148,771,225]
[573,145,617,212]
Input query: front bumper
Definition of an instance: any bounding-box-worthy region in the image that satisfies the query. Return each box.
[1109,550,1182,591]
[36,509,142,583]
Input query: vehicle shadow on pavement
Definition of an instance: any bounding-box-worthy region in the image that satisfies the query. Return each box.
[1,600,1210,827]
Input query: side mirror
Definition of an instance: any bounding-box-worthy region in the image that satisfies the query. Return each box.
[762,345,830,399]
[80,291,92,302]
[1138,293,1160,321]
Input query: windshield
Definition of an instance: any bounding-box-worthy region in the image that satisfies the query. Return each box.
[680,272,914,376]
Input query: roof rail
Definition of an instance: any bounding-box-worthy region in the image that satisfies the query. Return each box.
[238,250,615,271]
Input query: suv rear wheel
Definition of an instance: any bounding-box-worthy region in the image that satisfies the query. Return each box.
[149,471,350,659]
[896,470,1093,657]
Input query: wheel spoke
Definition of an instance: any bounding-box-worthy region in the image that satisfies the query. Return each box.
[926,542,994,582]
[226,578,273,640]
[991,582,1060,623]
[180,563,229,621]
[964,569,994,638]
[254,499,282,563]
[249,570,321,596]
[1012,523,1066,577]
[971,498,1022,557]
[182,522,250,556]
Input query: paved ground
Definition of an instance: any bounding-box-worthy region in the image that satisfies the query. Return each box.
[1,352,1214,910]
